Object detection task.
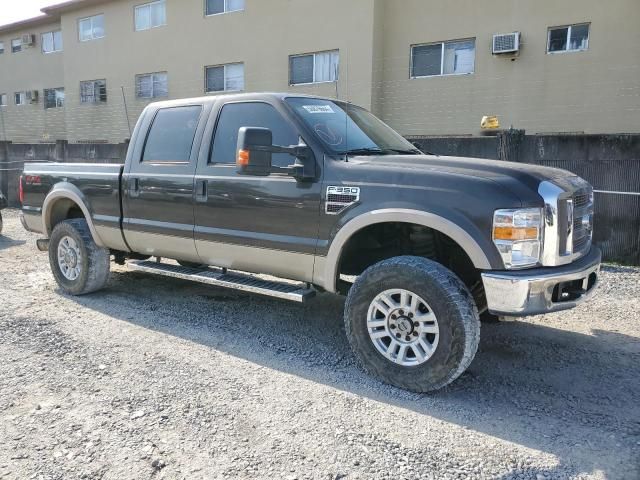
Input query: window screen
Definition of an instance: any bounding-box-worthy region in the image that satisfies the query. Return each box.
[290,55,314,85]
[411,44,442,77]
[142,106,202,162]
[211,102,299,167]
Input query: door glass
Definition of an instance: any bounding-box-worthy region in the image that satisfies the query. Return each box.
[210,102,299,167]
[142,106,202,162]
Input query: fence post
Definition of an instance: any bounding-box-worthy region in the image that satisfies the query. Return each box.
[0,140,10,199]
[497,129,525,163]
[55,139,68,162]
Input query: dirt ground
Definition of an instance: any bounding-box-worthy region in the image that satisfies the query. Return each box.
[0,208,639,480]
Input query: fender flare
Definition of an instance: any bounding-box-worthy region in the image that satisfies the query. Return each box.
[321,208,492,293]
[41,183,106,248]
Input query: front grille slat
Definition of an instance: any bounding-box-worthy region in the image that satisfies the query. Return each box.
[571,187,593,256]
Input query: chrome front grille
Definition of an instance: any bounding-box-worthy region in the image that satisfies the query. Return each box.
[571,188,594,256]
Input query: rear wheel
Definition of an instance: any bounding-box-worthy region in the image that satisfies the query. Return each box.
[344,256,480,392]
[49,219,110,295]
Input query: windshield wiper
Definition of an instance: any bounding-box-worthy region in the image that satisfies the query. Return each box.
[383,148,423,155]
[340,148,385,156]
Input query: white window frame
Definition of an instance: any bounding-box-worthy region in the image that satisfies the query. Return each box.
[289,50,340,86]
[11,38,22,53]
[204,63,245,93]
[14,92,26,106]
[547,23,590,54]
[78,14,105,42]
[135,0,167,31]
[0,94,7,106]
[410,38,476,79]
[41,30,63,54]
[80,79,107,104]
[135,72,168,99]
[205,0,245,17]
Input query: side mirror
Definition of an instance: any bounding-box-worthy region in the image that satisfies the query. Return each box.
[236,127,315,179]
[236,127,273,176]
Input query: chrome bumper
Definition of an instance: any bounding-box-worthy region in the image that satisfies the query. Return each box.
[481,247,601,316]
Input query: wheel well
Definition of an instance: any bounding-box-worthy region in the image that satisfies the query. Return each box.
[336,222,486,311]
[48,198,85,234]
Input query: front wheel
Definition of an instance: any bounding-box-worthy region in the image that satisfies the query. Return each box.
[49,219,110,295]
[344,256,480,392]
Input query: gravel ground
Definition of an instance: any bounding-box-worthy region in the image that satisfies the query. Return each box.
[0,208,639,480]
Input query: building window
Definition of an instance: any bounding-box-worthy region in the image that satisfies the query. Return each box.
[289,50,339,85]
[411,39,475,78]
[0,42,4,54]
[80,79,107,103]
[142,106,202,162]
[0,94,7,106]
[205,63,245,93]
[548,23,589,53]
[79,14,105,41]
[44,88,65,109]
[11,38,22,53]
[42,30,63,53]
[136,72,168,98]
[14,92,26,105]
[135,0,166,31]
[205,0,244,16]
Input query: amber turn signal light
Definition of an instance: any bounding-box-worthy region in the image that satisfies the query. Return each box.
[493,226,539,241]
[237,149,250,167]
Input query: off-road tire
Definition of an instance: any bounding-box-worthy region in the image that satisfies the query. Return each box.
[344,256,480,392]
[49,219,110,295]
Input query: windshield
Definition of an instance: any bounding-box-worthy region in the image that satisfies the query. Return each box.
[285,97,421,156]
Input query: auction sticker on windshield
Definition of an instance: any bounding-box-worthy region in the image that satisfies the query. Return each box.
[303,105,335,114]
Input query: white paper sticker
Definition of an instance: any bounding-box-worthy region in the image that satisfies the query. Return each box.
[303,105,335,114]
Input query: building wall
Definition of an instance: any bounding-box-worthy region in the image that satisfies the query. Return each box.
[59,0,377,143]
[0,0,639,143]
[377,0,640,136]
[0,20,66,142]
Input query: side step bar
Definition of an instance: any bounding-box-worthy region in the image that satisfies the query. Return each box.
[127,260,316,303]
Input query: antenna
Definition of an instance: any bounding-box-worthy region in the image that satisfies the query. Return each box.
[121,86,132,138]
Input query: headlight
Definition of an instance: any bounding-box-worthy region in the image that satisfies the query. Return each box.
[493,208,543,269]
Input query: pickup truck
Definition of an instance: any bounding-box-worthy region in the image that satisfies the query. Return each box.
[19,93,600,392]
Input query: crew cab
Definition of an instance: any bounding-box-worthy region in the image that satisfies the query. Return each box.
[20,93,600,392]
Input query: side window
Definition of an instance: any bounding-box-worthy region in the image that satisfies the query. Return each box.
[142,106,202,162]
[211,102,299,167]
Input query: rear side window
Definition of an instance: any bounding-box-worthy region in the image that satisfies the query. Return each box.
[210,102,299,167]
[142,106,202,162]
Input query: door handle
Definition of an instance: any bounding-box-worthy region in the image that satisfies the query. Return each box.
[195,179,208,202]
[130,178,140,198]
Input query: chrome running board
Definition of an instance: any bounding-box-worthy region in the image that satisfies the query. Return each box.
[127,260,316,303]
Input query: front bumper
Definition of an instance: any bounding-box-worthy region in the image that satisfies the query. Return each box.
[481,246,601,316]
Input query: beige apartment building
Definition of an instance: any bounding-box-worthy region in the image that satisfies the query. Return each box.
[0,0,638,143]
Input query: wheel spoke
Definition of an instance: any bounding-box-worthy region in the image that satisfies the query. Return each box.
[397,345,408,363]
[367,319,386,329]
[418,338,434,356]
[418,324,439,334]
[372,300,390,317]
[370,330,389,339]
[386,340,398,358]
[411,344,426,363]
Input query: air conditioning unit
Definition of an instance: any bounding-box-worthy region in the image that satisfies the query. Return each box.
[27,90,39,103]
[493,32,520,54]
[21,34,36,47]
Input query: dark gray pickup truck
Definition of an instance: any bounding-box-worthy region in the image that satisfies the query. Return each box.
[20,93,600,391]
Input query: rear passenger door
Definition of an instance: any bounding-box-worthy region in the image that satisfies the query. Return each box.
[122,104,207,262]
[193,100,323,282]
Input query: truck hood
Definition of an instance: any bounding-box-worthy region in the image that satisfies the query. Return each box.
[351,154,577,204]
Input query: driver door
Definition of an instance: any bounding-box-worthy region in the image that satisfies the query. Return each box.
[193,100,323,282]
